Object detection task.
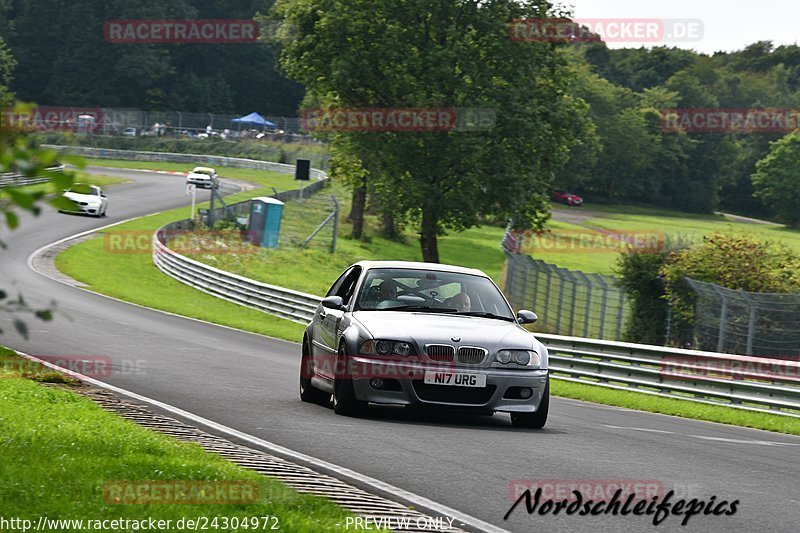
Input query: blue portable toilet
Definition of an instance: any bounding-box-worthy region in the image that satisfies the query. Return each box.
[248,197,285,248]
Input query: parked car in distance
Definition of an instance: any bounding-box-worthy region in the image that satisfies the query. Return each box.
[551,190,583,206]
[186,166,218,189]
[60,183,108,217]
[122,127,137,137]
[300,261,550,428]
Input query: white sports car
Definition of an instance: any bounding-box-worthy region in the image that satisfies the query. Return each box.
[186,166,218,189]
[60,183,108,217]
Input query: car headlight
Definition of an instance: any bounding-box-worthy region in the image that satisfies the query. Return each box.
[360,340,413,357]
[496,349,540,367]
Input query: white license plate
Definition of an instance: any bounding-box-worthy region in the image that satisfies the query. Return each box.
[423,371,486,388]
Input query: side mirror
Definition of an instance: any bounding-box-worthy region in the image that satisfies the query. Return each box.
[100,193,106,198]
[517,310,538,324]
[321,295,344,310]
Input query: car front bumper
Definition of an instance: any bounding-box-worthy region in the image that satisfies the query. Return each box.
[348,356,548,413]
[63,204,101,215]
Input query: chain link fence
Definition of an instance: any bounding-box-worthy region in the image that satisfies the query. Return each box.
[10,106,313,141]
[503,252,630,341]
[687,278,800,358]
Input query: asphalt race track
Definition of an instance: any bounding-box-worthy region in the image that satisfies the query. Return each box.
[1,166,799,533]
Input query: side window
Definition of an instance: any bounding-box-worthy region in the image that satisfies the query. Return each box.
[325,267,362,304]
[337,267,362,305]
[326,269,351,297]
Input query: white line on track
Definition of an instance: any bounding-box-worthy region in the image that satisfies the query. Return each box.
[23,174,510,533]
[16,350,510,533]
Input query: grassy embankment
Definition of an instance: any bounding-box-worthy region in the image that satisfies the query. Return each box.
[0,346,367,531]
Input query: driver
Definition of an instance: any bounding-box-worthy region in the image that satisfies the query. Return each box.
[377,280,397,301]
[451,292,471,312]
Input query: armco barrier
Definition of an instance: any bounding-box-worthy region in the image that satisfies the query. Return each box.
[152,220,321,323]
[151,155,327,324]
[152,226,800,417]
[0,165,66,188]
[539,333,800,417]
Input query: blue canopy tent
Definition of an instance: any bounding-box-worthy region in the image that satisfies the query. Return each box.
[231,112,277,130]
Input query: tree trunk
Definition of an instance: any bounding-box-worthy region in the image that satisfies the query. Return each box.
[350,179,367,239]
[381,211,399,239]
[420,206,439,263]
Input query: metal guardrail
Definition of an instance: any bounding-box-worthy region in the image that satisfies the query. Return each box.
[541,333,800,417]
[153,220,322,323]
[152,228,800,416]
[150,156,328,324]
[0,165,66,188]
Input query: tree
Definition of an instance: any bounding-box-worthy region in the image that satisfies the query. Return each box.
[752,130,800,227]
[268,0,585,262]
[1,37,79,336]
[0,36,14,106]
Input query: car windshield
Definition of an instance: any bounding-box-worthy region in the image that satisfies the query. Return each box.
[192,169,213,176]
[355,268,514,320]
[67,184,97,195]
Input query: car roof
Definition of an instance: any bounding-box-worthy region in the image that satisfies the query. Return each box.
[191,166,215,172]
[353,260,488,277]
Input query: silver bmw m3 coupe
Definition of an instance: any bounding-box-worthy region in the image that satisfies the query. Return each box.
[300,261,550,428]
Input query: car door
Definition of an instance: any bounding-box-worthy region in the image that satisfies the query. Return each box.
[316,266,362,380]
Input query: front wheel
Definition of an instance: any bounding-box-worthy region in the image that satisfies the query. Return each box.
[300,341,330,405]
[332,344,367,416]
[511,380,549,429]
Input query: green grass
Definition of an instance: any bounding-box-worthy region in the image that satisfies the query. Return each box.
[546,203,800,274]
[0,347,360,531]
[83,158,300,190]
[164,179,509,296]
[55,189,306,342]
[551,378,800,436]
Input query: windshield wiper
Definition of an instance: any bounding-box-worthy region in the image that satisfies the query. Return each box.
[378,305,459,313]
[456,311,516,322]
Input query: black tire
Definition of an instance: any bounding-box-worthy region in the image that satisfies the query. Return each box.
[511,380,549,429]
[332,344,367,416]
[300,340,330,405]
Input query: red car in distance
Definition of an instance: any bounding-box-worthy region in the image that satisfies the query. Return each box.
[551,190,583,207]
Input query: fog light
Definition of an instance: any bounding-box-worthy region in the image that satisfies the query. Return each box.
[519,388,533,399]
[370,378,385,389]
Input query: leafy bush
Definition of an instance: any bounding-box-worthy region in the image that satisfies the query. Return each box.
[661,232,800,338]
[615,236,691,345]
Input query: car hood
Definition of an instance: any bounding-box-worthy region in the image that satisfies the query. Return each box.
[187,173,212,180]
[63,192,100,203]
[351,311,536,351]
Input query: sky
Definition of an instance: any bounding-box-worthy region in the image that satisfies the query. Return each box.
[561,0,799,54]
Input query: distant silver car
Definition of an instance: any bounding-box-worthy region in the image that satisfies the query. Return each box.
[300,261,549,428]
